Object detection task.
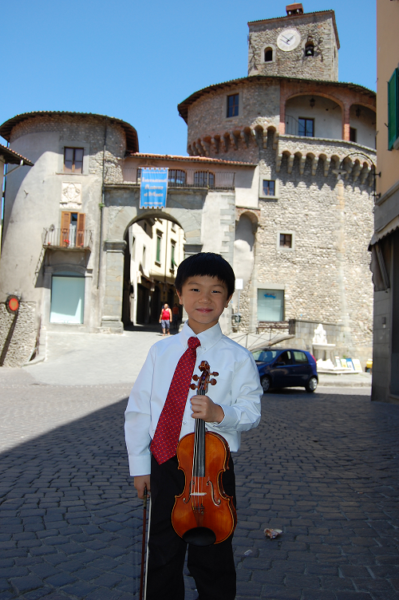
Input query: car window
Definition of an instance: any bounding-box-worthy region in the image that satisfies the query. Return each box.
[275,351,291,365]
[292,351,308,364]
[251,349,278,363]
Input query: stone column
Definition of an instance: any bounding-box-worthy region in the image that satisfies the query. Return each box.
[100,240,126,332]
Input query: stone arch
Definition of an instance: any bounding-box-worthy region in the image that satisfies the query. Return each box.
[122,210,184,239]
[285,93,343,139]
[233,211,257,316]
[101,199,204,331]
[348,103,376,148]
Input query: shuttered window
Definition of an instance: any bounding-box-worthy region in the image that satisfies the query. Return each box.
[60,211,86,247]
[64,148,84,173]
[388,68,399,150]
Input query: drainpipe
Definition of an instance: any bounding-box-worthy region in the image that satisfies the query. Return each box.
[1,157,25,253]
[97,119,108,289]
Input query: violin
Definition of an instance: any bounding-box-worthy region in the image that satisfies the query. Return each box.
[171,360,237,546]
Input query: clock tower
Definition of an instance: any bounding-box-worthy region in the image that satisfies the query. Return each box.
[248,3,339,81]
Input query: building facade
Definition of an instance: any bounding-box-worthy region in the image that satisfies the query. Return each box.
[0,4,376,368]
[370,0,399,403]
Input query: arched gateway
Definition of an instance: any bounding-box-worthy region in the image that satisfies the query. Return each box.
[99,182,242,335]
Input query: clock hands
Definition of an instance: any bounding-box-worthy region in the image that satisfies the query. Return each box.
[281,34,295,45]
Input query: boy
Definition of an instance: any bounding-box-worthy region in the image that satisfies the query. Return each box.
[125,253,262,600]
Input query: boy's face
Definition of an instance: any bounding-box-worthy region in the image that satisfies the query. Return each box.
[177,275,232,334]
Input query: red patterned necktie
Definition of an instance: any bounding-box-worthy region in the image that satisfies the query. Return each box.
[151,336,201,465]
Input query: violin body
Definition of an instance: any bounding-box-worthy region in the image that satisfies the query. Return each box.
[172,431,237,546]
[170,359,237,546]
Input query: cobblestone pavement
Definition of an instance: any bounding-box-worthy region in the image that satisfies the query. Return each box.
[0,369,398,599]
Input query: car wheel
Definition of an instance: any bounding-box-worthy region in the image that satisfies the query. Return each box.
[306,376,318,393]
[261,376,271,393]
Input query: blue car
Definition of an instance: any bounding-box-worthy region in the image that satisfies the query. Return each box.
[251,347,318,393]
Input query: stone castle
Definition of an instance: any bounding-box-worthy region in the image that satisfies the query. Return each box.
[0,3,376,366]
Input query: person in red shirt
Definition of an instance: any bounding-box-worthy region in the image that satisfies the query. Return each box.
[159,303,172,336]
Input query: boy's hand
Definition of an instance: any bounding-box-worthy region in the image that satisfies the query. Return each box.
[134,475,151,499]
[190,395,224,423]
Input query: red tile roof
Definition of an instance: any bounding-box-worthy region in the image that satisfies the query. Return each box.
[126,152,257,167]
[0,143,34,166]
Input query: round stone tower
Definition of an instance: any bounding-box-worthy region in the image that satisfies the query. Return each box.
[0,111,138,365]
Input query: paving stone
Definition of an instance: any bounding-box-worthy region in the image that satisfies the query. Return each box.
[23,587,56,600]
[9,575,43,593]
[1,372,398,599]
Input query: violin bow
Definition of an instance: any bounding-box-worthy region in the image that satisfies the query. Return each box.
[139,486,152,600]
[144,494,151,600]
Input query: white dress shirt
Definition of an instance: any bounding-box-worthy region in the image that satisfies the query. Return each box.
[124,321,262,476]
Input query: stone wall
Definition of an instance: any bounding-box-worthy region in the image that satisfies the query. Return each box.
[187,80,280,157]
[0,302,37,366]
[248,11,338,81]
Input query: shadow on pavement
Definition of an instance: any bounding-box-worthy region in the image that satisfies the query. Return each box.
[1,392,399,599]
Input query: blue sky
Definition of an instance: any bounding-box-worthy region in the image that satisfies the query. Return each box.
[1,0,376,156]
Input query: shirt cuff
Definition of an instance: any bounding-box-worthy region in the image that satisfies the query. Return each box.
[128,454,152,477]
[211,404,238,429]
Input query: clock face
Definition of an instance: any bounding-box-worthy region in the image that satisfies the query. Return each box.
[277,28,301,52]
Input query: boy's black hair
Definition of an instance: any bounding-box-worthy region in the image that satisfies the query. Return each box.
[175,252,235,298]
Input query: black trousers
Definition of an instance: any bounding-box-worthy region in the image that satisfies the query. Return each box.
[147,454,237,600]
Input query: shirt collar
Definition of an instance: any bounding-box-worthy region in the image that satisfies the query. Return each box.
[180,321,223,352]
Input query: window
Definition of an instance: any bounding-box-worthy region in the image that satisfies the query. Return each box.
[263,180,275,196]
[194,171,215,188]
[264,47,273,62]
[168,170,186,186]
[156,232,162,263]
[50,274,85,324]
[227,94,239,118]
[64,148,84,173]
[298,118,314,137]
[350,127,357,143]
[292,351,308,364]
[257,289,284,322]
[137,167,142,182]
[171,242,176,270]
[276,351,292,365]
[280,234,292,248]
[132,236,136,260]
[142,246,146,268]
[60,211,85,247]
[305,42,315,57]
[388,68,399,150]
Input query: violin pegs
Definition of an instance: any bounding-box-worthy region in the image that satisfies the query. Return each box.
[210,379,217,385]
[190,384,196,390]
[192,375,199,381]
[212,372,219,377]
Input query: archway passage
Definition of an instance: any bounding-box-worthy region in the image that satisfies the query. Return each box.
[122,215,185,331]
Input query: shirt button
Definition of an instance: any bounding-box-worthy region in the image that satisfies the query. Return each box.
[182,420,187,425]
